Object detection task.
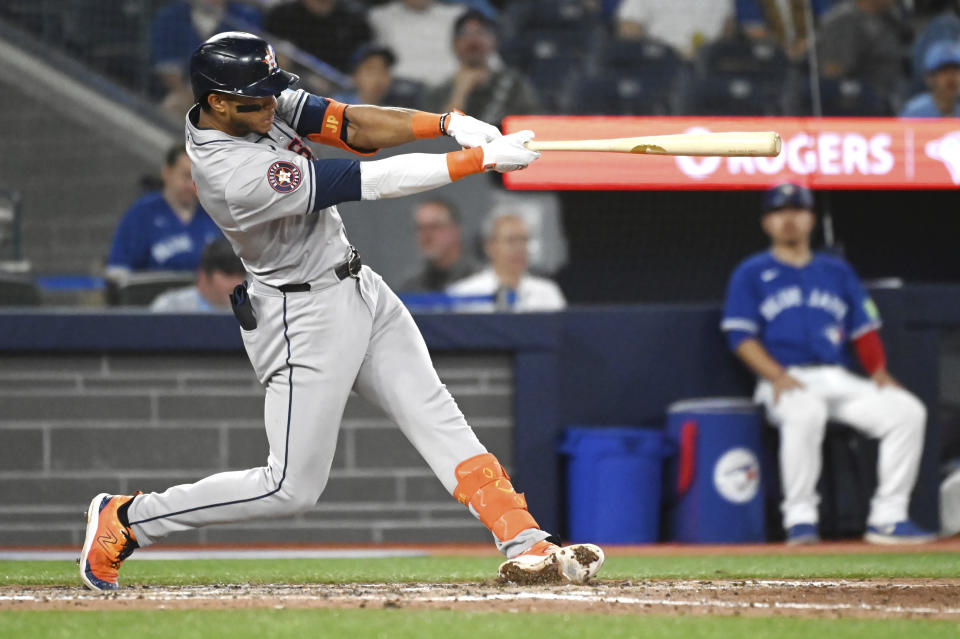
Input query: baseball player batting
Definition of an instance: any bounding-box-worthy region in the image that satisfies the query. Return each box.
[78,32,603,590]
[722,183,934,545]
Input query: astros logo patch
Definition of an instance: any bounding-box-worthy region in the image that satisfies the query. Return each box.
[267,161,302,193]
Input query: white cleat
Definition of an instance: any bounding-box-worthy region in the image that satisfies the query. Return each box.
[498,540,604,585]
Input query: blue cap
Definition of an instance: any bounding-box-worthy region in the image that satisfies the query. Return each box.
[924,40,960,73]
[349,44,396,73]
[762,183,813,214]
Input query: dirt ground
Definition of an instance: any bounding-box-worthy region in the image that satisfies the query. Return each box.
[3,579,960,620]
[4,540,960,619]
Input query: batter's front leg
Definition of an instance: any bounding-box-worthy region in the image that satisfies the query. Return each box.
[352,277,552,558]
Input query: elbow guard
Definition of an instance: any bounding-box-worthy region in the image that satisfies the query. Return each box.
[305,100,378,156]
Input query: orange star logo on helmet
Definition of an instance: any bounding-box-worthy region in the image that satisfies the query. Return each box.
[264,45,278,71]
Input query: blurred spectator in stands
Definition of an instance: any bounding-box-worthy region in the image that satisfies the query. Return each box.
[151,238,246,312]
[912,0,960,89]
[816,0,906,106]
[332,45,396,105]
[423,10,542,125]
[398,200,478,293]
[446,0,499,18]
[152,0,263,120]
[901,40,960,116]
[486,191,568,276]
[106,145,223,283]
[736,0,834,59]
[264,0,371,74]
[447,210,565,312]
[369,0,464,86]
[616,0,735,59]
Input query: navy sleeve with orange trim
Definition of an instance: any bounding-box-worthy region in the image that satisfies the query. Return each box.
[294,94,378,156]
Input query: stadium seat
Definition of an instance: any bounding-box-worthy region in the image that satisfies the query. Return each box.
[600,39,683,73]
[0,271,40,306]
[501,28,588,71]
[685,73,784,116]
[577,39,687,114]
[816,78,891,117]
[573,72,673,115]
[505,29,588,111]
[683,37,789,115]
[106,271,195,307]
[696,37,788,77]
[0,0,64,40]
[501,0,600,34]
[527,55,582,112]
[61,0,156,91]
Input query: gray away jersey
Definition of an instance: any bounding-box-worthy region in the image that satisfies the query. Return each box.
[185,89,363,287]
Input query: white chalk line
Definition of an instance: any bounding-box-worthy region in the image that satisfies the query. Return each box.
[416,592,960,616]
[642,579,958,590]
[2,583,959,617]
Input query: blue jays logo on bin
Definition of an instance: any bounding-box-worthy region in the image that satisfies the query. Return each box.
[713,447,760,504]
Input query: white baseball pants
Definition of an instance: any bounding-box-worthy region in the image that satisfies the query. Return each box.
[756,365,927,529]
[127,267,493,547]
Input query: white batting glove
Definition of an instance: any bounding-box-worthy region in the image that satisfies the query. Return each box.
[480,130,541,173]
[445,112,502,148]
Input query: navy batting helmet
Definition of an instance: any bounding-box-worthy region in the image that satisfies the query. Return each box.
[189,32,299,105]
[762,183,814,214]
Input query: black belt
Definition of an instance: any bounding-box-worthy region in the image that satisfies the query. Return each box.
[278,248,361,293]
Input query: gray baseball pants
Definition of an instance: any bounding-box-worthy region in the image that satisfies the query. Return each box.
[127,267,541,551]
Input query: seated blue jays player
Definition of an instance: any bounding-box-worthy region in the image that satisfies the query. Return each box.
[722,183,934,545]
[105,144,223,282]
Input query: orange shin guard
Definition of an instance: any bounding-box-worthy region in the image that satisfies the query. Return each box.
[454,453,539,542]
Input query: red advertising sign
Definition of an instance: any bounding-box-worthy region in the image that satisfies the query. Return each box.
[502,116,960,190]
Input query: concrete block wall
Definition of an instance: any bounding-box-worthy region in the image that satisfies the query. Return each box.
[0,352,514,547]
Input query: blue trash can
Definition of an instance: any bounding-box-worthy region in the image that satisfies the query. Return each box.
[560,426,671,544]
[666,398,766,543]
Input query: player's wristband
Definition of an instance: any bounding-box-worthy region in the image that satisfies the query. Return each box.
[412,111,450,139]
[446,146,483,181]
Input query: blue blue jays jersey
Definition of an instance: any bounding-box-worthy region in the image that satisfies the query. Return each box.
[721,252,882,367]
[107,192,223,271]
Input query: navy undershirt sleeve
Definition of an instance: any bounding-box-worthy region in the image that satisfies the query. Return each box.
[295,94,332,138]
[311,159,362,211]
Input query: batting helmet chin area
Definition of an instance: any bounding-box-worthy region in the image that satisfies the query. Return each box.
[762,183,814,215]
[189,31,300,104]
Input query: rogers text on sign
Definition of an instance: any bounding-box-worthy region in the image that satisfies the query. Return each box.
[676,129,894,179]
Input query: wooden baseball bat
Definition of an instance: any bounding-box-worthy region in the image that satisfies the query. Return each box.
[524,131,781,157]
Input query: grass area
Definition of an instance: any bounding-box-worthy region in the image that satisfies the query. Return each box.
[3,552,960,587]
[4,553,959,638]
[1,609,958,639]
